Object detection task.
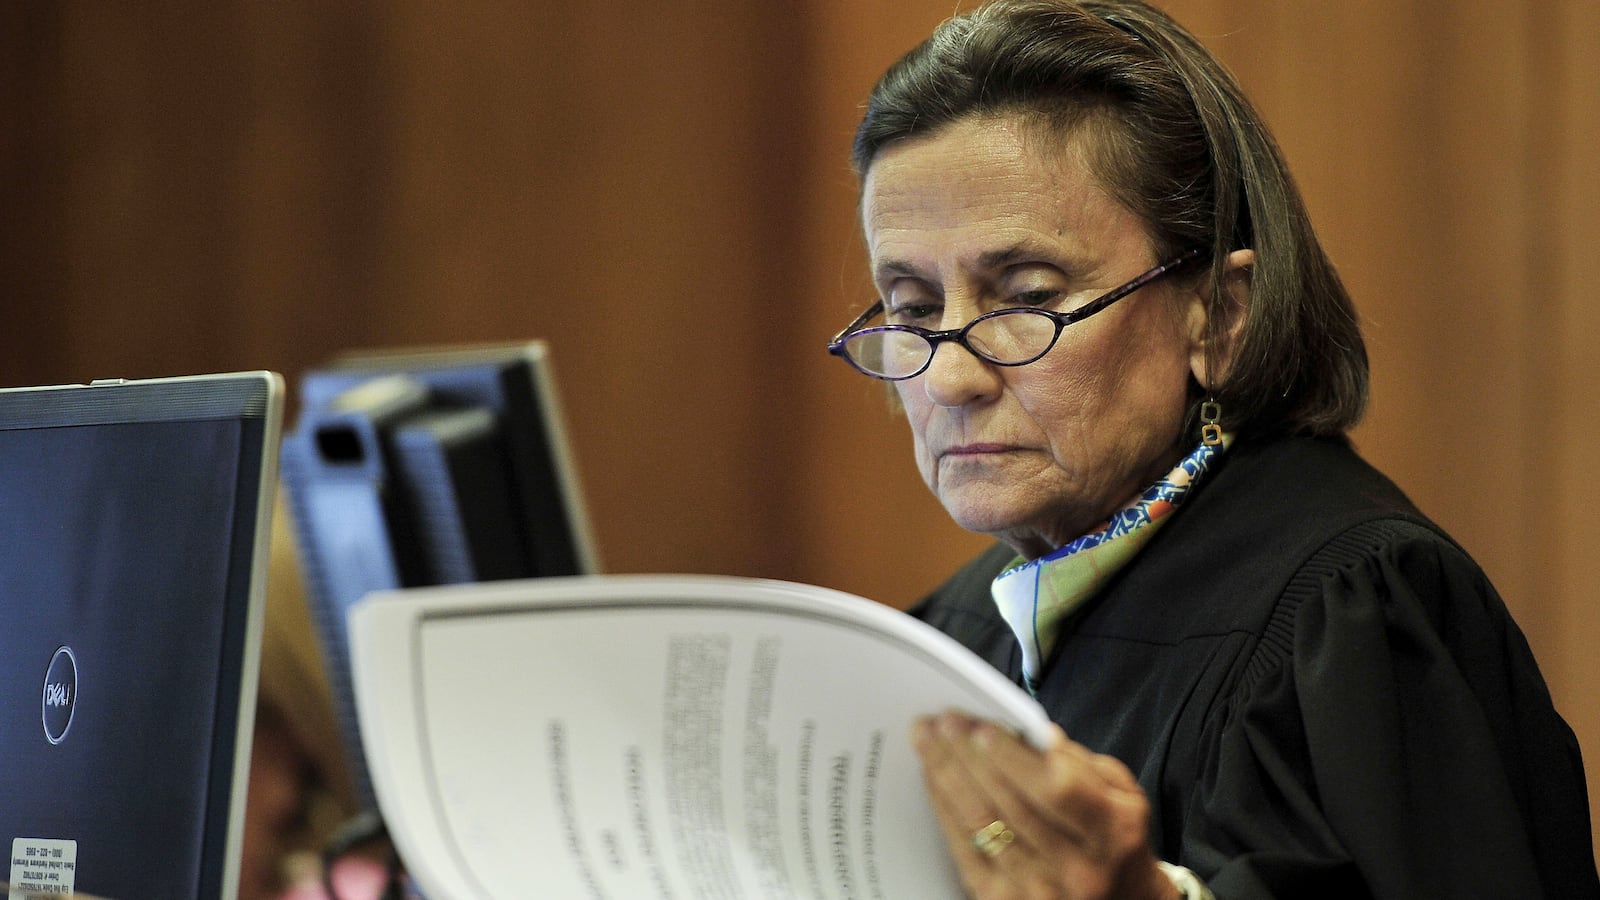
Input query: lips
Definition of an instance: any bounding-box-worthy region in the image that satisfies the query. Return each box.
[938,442,1021,458]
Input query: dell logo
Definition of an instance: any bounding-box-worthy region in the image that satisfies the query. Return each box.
[43,646,78,744]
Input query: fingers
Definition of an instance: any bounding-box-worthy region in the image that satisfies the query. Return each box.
[969,716,1150,853]
[913,715,1009,855]
[913,714,1034,897]
[912,710,1167,899]
[936,715,1120,836]
[939,718,1090,853]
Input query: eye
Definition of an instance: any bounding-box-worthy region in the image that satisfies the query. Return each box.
[1006,289,1062,308]
[884,301,941,326]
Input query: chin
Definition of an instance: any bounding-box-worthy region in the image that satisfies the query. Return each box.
[941,502,1025,542]
[940,494,1081,556]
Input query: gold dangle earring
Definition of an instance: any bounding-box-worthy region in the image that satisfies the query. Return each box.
[1200,397,1223,447]
[1199,306,1224,447]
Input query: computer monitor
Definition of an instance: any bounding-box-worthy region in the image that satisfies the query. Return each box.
[0,372,283,900]
[281,342,598,808]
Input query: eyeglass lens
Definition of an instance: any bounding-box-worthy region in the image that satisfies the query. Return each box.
[842,309,1059,378]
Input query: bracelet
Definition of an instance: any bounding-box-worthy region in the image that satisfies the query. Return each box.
[1157,860,1215,900]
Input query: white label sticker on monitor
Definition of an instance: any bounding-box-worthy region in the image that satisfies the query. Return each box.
[8,838,77,898]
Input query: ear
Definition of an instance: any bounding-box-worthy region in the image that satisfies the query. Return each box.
[1186,249,1254,389]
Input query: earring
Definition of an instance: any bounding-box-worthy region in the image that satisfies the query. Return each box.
[1199,398,1223,447]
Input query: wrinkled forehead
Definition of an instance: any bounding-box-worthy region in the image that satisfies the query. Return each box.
[858,112,1141,246]
[860,108,1140,216]
[858,114,1164,287]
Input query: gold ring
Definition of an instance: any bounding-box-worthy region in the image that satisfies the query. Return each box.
[971,819,1015,858]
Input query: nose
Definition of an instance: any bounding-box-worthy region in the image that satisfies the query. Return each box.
[920,336,1001,408]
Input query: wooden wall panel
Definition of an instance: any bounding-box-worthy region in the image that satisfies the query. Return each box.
[1540,2,1600,857]
[1,2,820,581]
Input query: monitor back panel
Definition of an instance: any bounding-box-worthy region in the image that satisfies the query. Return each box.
[281,342,597,810]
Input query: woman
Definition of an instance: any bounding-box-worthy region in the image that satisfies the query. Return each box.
[827,1,1600,897]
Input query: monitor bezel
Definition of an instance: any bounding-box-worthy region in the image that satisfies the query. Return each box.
[0,371,283,900]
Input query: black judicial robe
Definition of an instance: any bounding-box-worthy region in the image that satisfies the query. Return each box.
[910,436,1600,899]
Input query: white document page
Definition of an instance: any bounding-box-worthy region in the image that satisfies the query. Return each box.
[352,575,1052,899]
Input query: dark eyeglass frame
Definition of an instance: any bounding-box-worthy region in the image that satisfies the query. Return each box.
[827,249,1202,381]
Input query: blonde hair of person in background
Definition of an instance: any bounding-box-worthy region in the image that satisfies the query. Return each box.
[240,492,358,900]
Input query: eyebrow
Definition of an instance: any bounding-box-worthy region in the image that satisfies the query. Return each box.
[873,258,922,281]
[976,244,1042,270]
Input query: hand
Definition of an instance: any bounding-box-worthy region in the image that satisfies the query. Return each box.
[275,856,393,900]
[913,711,1179,900]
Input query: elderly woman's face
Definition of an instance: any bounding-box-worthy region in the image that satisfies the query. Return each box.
[860,115,1208,558]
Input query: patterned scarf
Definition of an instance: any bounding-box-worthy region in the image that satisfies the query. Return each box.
[990,436,1230,695]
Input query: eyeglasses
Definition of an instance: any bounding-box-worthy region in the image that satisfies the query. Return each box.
[827,250,1200,380]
